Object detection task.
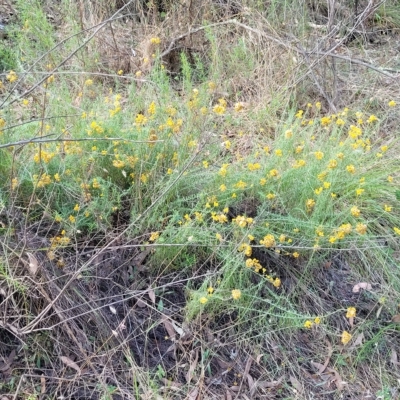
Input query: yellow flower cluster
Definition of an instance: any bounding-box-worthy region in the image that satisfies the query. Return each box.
[304,317,321,329]
[346,307,356,318]
[306,198,316,211]
[149,231,160,242]
[341,330,352,345]
[109,94,122,116]
[6,70,17,83]
[238,243,252,257]
[329,223,354,242]
[33,149,55,164]
[211,212,228,223]
[150,37,161,44]
[88,120,104,135]
[247,163,261,171]
[33,173,52,188]
[213,98,227,115]
[232,215,253,228]
[245,258,263,272]
[231,289,241,300]
[50,234,71,249]
[260,234,275,248]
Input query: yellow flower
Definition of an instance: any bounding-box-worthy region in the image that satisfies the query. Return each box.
[46,74,55,84]
[113,159,125,168]
[292,252,300,258]
[231,289,241,300]
[355,188,364,196]
[92,178,101,189]
[68,215,76,223]
[140,173,149,184]
[219,163,229,177]
[219,184,227,192]
[351,206,360,217]
[224,140,231,149]
[314,151,324,160]
[285,130,293,138]
[84,79,93,86]
[234,180,247,189]
[245,258,254,268]
[356,223,367,235]
[388,100,396,107]
[207,287,214,295]
[295,145,304,154]
[295,110,304,118]
[346,307,356,318]
[150,37,161,44]
[394,227,400,236]
[266,193,276,200]
[199,297,208,304]
[320,116,331,126]
[336,118,345,126]
[327,159,337,169]
[293,159,306,168]
[216,233,223,242]
[275,149,283,157]
[11,178,18,190]
[381,145,388,153]
[260,234,276,248]
[149,231,160,242]
[208,81,216,91]
[248,163,261,171]
[306,198,316,211]
[135,113,147,125]
[367,114,378,123]
[314,187,323,195]
[202,160,209,169]
[384,204,392,212]
[273,278,281,288]
[73,204,80,212]
[269,169,279,177]
[338,223,352,235]
[314,317,321,325]
[238,243,252,257]
[315,102,321,110]
[304,320,313,329]
[260,178,267,185]
[348,125,362,139]
[213,103,226,115]
[233,216,249,228]
[6,70,18,83]
[117,69,123,75]
[341,331,352,345]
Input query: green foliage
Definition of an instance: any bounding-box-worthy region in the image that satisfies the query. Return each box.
[0,43,17,72]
